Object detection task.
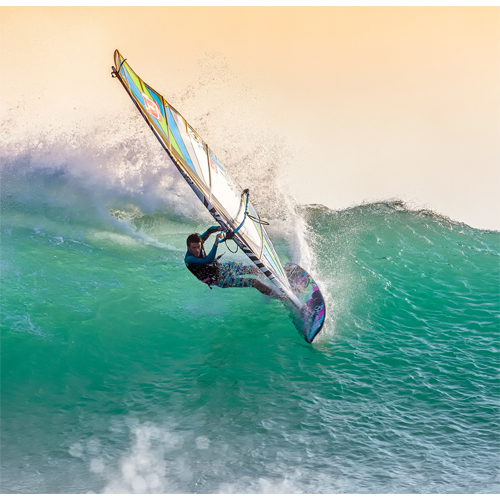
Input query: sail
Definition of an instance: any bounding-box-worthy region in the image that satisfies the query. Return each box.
[112,50,293,295]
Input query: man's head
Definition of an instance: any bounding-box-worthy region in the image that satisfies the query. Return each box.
[187,233,202,257]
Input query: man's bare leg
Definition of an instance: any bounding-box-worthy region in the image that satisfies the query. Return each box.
[253,279,288,300]
[253,279,274,296]
[250,265,265,277]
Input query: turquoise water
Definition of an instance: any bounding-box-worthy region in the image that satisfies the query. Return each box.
[1,146,499,493]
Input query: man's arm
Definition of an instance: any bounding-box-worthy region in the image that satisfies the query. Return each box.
[199,226,222,243]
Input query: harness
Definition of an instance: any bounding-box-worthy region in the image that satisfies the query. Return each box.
[185,245,222,289]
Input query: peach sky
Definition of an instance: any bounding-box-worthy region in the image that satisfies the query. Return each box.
[1,7,499,229]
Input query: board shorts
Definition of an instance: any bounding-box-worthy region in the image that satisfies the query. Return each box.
[215,262,255,289]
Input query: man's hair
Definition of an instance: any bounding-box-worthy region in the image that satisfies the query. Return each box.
[186,233,202,246]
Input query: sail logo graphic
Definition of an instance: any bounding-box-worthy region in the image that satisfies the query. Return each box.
[210,158,219,174]
[141,93,162,121]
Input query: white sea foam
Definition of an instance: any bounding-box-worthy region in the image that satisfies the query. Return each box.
[81,421,310,494]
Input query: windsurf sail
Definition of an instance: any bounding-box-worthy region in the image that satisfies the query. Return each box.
[111,50,325,341]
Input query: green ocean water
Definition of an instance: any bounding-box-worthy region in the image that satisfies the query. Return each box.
[1,146,499,493]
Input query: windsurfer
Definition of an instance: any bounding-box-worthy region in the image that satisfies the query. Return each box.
[184,226,275,296]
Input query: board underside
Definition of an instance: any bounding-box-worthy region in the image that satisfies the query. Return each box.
[284,263,326,343]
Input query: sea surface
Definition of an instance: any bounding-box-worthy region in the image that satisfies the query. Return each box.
[1,134,499,494]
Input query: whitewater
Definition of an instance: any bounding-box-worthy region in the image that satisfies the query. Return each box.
[1,106,499,493]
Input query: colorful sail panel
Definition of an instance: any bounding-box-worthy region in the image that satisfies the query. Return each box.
[112,50,291,293]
